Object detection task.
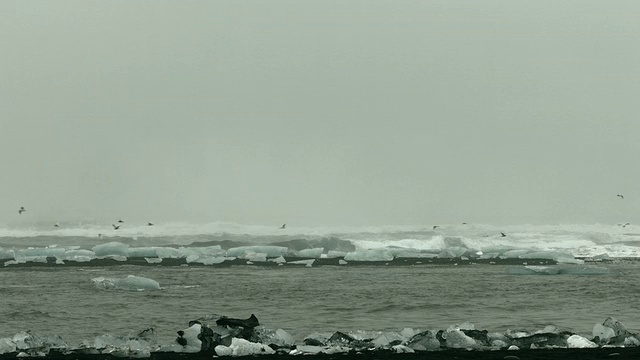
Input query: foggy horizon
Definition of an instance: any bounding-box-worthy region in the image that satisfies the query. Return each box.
[2,1,639,227]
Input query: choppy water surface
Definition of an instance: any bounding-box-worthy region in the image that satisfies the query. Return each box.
[1,262,638,347]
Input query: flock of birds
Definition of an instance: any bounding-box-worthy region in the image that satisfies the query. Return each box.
[15,194,631,234]
[16,206,154,231]
[429,194,631,237]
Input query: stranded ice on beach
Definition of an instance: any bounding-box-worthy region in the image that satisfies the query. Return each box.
[0,315,638,358]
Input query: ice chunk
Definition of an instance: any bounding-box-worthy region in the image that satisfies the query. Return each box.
[186,255,227,265]
[145,257,163,264]
[326,251,347,258]
[406,330,440,351]
[371,332,404,348]
[12,255,48,264]
[400,328,416,339]
[508,265,608,276]
[289,345,323,355]
[288,259,315,267]
[128,247,162,258]
[503,249,530,258]
[556,257,584,265]
[0,338,16,354]
[392,344,414,353]
[274,329,295,347]
[173,323,202,353]
[269,256,286,264]
[593,323,615,343]
[344,250,393,262]
[15,247,65,259]
[442,329,479,349]
[592,317,630,345]
[155,247,180,258]
[523,250,577,262]
[567,335,597,348]
[92,329,156,357]
[535,325,559,334]
[9,332,67,354]
[491,339,509,349]
[438,246,468,258]
[226,246,287,258]
[624,336,640,346]
[214,338,275,356]
[256,328,295,347]
[93,242,129,257]
[244,253,268,262]
[509,266,561,275]
[0,248,13,260]
[298,248,324,258]
[338,259,348,265]
[92,275,161,291]
[452,322,475,331]
[291,344,351,355]
[63,249,96,262]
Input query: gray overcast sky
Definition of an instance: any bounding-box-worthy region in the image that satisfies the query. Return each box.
[1,1,639,226]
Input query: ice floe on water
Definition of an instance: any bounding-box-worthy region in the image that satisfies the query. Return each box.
[91,275,161,291]
[507,265,610,275]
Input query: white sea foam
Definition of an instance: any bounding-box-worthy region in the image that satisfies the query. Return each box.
[1,222,639,261]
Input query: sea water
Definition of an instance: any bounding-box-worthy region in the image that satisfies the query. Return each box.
[1,222,639,348]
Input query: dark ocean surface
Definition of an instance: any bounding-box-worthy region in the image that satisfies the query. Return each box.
[2,261,638,348]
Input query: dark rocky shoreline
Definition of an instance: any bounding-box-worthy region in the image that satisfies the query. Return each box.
[1,347,639,360]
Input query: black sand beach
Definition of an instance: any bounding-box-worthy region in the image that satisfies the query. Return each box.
[2,348,639,360]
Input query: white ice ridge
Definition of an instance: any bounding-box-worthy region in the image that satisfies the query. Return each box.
[0,243,618,266]
[3,222,640,265]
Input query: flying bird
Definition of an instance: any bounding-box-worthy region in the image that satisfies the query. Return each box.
[618,222,631,228]
[18,207,26,215]
[617,194,624,199]
[54,223,60,228]
[500,232,507,237]
[148,222,154,226]
[279,223,286,229]
[433,225,439,230]
[112,224,121,230]
[117,219,124,223]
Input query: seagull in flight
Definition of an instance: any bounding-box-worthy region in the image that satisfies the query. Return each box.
[618,222,631,228]
[278,223,286,229]
[112,224,121,230]
[117,219,124,223]
[54,223,60,228]
[432,225,439,230]
[148,222,154,226]
[500,232,507,237]
[18,207,26,215]
[617,194,624,199]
